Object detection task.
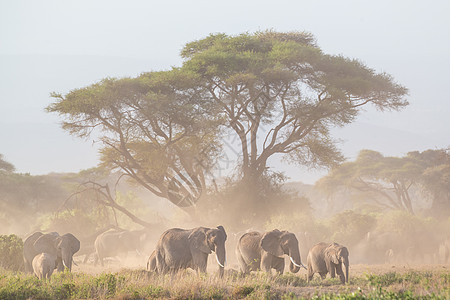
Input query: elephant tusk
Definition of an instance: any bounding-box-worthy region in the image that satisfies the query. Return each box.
[63,260,68,269]
[290,257,307,269]
[215,254,225,268]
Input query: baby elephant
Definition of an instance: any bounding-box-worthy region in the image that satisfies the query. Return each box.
[32,253,56,280]
[307,242,349,284]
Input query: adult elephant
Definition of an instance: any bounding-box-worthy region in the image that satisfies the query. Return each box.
[94,229,142,266]
[155,226,227,277]
[23,232,80,272]
[307,242,349,284]
[236,229,306,274]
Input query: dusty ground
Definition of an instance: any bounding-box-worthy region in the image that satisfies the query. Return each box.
[73,252,449,275]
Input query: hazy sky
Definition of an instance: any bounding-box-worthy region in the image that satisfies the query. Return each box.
[1,0,449,183]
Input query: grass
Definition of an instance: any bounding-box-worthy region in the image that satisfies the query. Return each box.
[0,268,448,299]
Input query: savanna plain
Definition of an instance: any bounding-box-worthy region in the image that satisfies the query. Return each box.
[1,261,449,299]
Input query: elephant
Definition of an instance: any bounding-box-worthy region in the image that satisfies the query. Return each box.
[307,242,349,284]
[147,250,156,272]
[32,253,55,280]
[94,229,143,266]
[23,232,48,272]
[235,229,306,275]
[23,232,80,273]
[155,226,227,277]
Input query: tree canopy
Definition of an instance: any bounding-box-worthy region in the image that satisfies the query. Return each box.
[48,71,221,208]
[181,31,408,185]
[47,31,409,211]
[0,154,15,173]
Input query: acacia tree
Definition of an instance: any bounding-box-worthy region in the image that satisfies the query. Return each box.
[47,70,221,209]
[409,148,450,217]
[316,149,449,215]
[48,31,408,218]
[180,31,408,207]
[0,154,14,172]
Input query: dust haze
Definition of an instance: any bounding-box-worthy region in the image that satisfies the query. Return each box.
[1,3,449,291]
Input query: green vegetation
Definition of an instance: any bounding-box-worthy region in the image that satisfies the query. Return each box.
[0,235,23,271]
[0,269,448,299]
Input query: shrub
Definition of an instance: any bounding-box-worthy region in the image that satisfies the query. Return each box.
[0,234,23,271]
[327,210,376,247]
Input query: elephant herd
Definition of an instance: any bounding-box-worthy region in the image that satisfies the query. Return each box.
[23,226,350,283]
[146,226,350,284]
[23,232,80,279]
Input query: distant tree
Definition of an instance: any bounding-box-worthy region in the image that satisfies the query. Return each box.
[317,149,450,216]
[0,154,15,172]
[47,71,222,209]
[408,148,450,217]
[180,31,408,211]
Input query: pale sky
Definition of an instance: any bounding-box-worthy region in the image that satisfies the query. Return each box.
[1,0,449,183]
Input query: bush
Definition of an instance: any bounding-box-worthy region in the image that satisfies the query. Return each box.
[0,235,23,271]
[327,210,376,247]
[264,212,328,240]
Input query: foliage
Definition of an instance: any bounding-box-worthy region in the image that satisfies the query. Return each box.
[181,30,407,184]
[409,148,450,217]
[47,71,222,209]
[374,210,437,237]
[265,211,327,241]
[0,154,14,172]
[327,210,376,247]
[48,30,408,215]
[0,235,23,271]
[317,149,450,216]
[0,172,73,235]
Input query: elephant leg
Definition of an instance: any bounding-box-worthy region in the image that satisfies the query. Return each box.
[319,272,327,280]
[273,257,285,274]
[155,250,168,274]
[307,260,314,282]
[261,253,272,273]
[236,250,250,274]
[191,252,208,274]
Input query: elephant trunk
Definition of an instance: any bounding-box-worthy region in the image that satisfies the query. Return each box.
[215,244,226,278]
[61,250,73,272]
[343,257,349,284]
[288,248,303,273]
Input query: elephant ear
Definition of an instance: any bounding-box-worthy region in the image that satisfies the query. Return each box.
[325,243,340,265]
[188,228,212,254]
[217,226,227,241]
[260,230,284,257]
[62,233,80,254]
[33,233,59,256]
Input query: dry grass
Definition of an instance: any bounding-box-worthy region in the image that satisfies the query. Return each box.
[0,264,449,299]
